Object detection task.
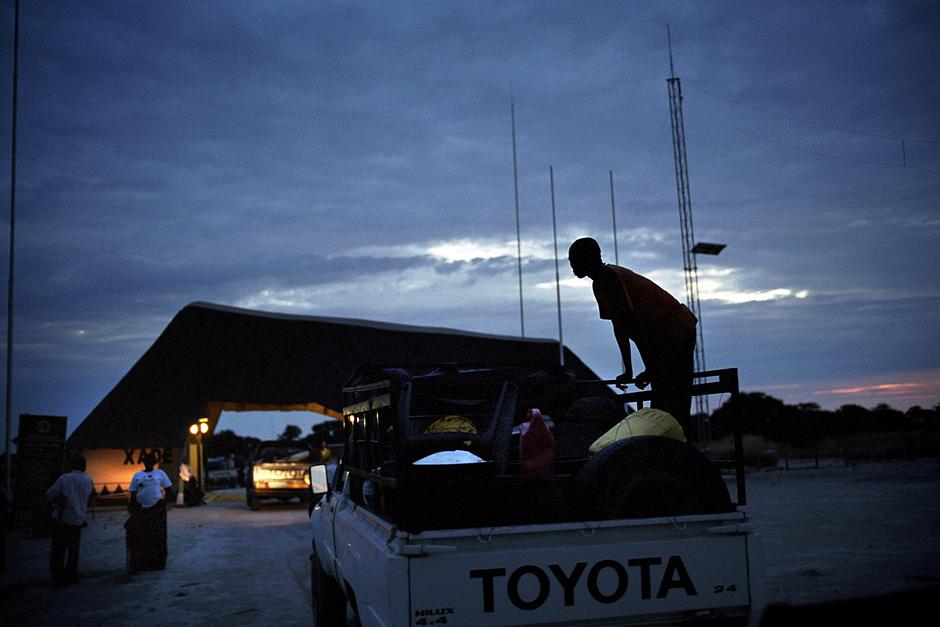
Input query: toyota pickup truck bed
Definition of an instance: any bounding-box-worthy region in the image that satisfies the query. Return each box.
[310,365,764,626]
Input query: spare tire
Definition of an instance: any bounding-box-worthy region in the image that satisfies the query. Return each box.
[577,436,732,520]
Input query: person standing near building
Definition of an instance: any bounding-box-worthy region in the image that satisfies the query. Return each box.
[46,452,94,586]
[126,452,172,572]
[568,237,697,425]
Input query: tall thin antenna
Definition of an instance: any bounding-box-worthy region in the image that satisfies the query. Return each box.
[667,25,710,442]
[549,167,564,367]
[510,87,525,337]
[609,170,619,266]
[667,23,676,79]
[5,0,20,496]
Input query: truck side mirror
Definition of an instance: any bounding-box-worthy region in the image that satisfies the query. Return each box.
[309,464,330,496]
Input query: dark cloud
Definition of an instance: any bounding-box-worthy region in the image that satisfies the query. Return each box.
[0,1,937,439]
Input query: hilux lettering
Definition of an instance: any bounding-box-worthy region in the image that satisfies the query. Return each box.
[469,555,697,613]
[414,607,455,617]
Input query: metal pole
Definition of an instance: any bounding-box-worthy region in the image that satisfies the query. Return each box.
[197,432,203,492]
[667,24,674,77]
[5,0,20,497]
[510,90,525,337]
[667,25,710,439]
[549,167,564,367]
[609,170,619,266]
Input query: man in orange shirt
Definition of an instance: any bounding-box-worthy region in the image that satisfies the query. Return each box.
[569,237,697,424]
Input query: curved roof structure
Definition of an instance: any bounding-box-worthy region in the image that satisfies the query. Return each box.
[68,302,605,449]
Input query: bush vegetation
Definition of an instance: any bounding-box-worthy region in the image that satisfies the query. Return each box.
[708,393,940,462]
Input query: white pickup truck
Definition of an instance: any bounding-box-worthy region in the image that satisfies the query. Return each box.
[309,365,764,626]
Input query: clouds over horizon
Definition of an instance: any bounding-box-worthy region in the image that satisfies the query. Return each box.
[0,1,938,437]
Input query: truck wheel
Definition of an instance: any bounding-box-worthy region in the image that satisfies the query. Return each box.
[578,436,732,519]
[311,558,346,627]
[247,492,262,511]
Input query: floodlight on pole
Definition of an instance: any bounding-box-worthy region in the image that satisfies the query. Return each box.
[691,242,726,256]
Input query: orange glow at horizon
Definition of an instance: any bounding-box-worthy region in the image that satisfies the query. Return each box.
[809,371,940,409]
[750,370,940,410]
[829,382,927,396]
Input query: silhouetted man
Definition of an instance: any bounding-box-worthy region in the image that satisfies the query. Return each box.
[568,237,697,424]
[46,452,94,585]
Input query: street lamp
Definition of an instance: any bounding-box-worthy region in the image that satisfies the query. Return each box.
[691,242,726,256]
[189,418,209,491]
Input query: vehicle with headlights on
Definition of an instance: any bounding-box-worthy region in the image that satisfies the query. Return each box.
[246,441,314,510]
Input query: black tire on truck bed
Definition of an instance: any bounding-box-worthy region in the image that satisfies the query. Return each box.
[311,555,346,627]
[577,436,733,520]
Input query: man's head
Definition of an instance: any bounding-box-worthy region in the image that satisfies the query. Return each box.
[69,452,87,472]
[142,451,157,471]
[568,237,604,279]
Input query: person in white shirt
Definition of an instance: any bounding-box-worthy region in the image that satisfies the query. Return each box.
[129,457,172,510]
[126,452,173,572]
[46,453,94,585]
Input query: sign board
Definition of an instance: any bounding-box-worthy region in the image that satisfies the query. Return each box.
[84,447,179,494]
[13,414,67,530]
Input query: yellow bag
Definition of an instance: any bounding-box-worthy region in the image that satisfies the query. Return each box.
[424,415,477,434]
[588,408,686,454]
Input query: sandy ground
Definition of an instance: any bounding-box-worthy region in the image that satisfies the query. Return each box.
[746,458,940,607]
[2,459,940,625]
[2,495,313,626]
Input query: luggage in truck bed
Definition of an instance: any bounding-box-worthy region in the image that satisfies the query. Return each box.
[339,365,740,533]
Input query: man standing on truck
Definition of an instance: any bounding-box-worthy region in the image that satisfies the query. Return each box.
[568,237,697,424]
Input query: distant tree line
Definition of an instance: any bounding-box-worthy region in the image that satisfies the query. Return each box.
[709,392,938,448]
[203,396,939,459]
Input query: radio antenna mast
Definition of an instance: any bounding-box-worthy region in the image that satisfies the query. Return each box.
[510,87,525,337]
[609,170,619,265]
[667,25,711,441]
[549,167,564,367]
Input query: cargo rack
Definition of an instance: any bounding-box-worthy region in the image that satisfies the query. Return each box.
[336,365,745,532]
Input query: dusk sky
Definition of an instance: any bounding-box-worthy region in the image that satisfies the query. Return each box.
[1,1,938,441]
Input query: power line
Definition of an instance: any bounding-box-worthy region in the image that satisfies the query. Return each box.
[688,101,940,175]
[693,86,940,145]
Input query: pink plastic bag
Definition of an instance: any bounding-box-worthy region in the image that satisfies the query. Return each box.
[520,408,556,478]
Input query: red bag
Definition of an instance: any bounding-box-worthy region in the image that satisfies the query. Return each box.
[520,408,556,478]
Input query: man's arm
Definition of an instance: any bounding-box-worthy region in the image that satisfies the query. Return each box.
[128,474,141,510]
[160,471,173,501]
[612,319,633,380]
[46,476,62,503]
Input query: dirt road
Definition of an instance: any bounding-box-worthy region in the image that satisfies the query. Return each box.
[2,496,313,625]
[3,459,940,625]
